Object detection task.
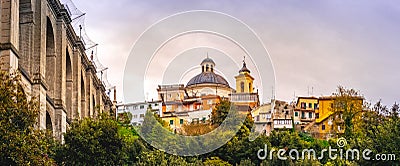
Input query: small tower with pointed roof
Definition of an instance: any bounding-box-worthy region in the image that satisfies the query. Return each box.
[201,54,215,73]
[235,57,254,93]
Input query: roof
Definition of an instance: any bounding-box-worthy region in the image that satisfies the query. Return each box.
[239,61,250,73]
[186,72,230,87]
[201,57,215,65]
[318,96,364,100]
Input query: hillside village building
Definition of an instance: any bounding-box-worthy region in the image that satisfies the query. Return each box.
[118,56,260,130]
[252,100,294,135]
[116,101,162,125]
[293,97,318,131]
[159,57,259,129]
[308,96,364,139]
[116,56,365,140]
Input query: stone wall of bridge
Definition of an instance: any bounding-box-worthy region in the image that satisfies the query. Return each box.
[0,0,114,140]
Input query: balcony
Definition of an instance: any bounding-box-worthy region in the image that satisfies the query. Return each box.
[229,93,259,103]
[254,113,272,123]
[273,119,293,129]
[300,116,314,122]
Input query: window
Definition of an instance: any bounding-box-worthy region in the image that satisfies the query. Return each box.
[316,113,319,119]
[322,124,326,130]
[170,120,174,125]
[301,102,306,109]
[140,105,145,109]
[309,103,312,108]
[202,117,206,123]
[249,83,252,92]
[133,115,138,118]
[139,114,144,118]
[309,112,312,119]
[295,112,298,117]
[240,82,244,93]
[301,112,305,118]
[314,103,318,110]
[154,103,158,106]
[180,119,183,125]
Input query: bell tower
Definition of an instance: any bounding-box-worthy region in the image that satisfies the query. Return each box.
[235,57,254,93]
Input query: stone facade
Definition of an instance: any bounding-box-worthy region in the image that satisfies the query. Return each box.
[0,0,114,140]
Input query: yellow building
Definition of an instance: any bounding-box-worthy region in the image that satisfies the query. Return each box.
[310,96,363,139]
[161,115,185,132]
[294,97,318,131]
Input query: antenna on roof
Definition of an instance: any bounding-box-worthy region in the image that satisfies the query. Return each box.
[272,86,275,101]
[293,91,296,102]
[311,87,314,96]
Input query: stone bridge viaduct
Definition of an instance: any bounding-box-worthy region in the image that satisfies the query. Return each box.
[0,0,114,140]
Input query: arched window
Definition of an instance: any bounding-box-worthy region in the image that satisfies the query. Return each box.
[249,83,252,92]
[206,64,209,72]
[240,82,244,93]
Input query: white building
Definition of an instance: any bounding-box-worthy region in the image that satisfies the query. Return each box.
[252,100,294,135]
[117,101,162,125]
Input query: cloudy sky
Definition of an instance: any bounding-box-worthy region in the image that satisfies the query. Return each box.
[71,0,399,106]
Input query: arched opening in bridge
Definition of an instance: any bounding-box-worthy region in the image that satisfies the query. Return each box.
[46,111,53,133]
[18,0,34,74]
[45,17,56,97]
[91,94,96,117]
[81,74,86,118]
[66,50,73,119]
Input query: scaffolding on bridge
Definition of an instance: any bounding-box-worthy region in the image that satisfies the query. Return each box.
[61,0,115,98]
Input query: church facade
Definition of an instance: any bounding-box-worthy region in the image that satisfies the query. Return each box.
[157,56,260,130]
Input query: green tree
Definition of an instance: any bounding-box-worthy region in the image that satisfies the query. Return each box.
[203,157,231,166]
[356,101,400,165]
[207,101,265,165]
[57,115,126,166]
[135,149,203,166]
[211,100,231,125]
[331,86,364,138]
[0,71,57,165]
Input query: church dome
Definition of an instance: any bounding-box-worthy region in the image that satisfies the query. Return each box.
[187,72,230,87]
[186,56,230,87]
